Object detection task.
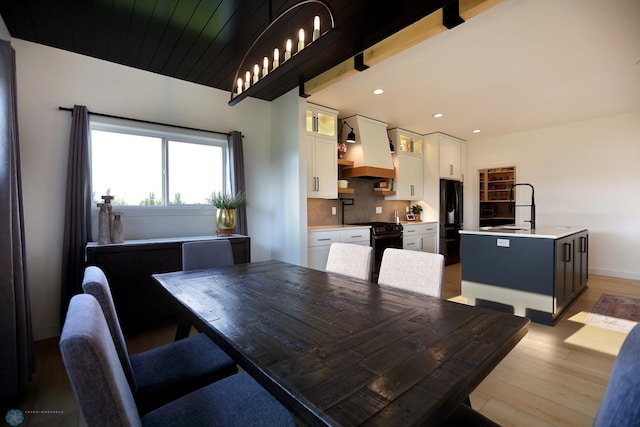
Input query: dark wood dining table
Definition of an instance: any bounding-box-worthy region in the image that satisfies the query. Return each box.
[152,260,529,426]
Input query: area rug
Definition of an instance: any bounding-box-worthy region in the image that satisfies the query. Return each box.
[585,294,640,333]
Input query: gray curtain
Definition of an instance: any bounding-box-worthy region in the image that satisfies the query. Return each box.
[0,40,34,400]
[228,131,247,235]
[60,105,92,324]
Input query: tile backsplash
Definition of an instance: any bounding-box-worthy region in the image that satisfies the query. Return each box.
[307,178,411,226]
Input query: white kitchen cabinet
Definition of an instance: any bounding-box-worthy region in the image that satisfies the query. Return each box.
[306,103,338,199]
[402,222,438,253]
[386,129,423,200]
[426,133,465,181]
[307,227,370,271]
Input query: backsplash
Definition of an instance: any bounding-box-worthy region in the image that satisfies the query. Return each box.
[307,178,411,226]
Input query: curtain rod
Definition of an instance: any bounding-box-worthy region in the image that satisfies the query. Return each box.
[58,106,231,137]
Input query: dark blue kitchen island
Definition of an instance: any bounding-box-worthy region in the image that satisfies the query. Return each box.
[460,225,588,325]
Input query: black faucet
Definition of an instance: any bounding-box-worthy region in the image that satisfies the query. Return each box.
[509,183,536,230]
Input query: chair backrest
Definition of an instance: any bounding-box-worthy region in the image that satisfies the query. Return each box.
[81,266,137,393]
[182,239,234,271]
[593,322,640,427]
[325,242,373,281]
[377,248,444,298]
[60,294,142,427]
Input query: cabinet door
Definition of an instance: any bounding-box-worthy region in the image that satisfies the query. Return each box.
[307,135,338,199]
[575,232,589,290]
[308,245,331,271]
[554,236,574,313]
[393,153,423,200]
[420,233,437,253]
[403,235,420,251]
[439,137,461,180]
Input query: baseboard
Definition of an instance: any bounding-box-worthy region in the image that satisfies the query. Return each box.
[590,268,640,281]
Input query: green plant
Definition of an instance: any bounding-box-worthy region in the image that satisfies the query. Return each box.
[411,204,423,214]
[207,191,248,209]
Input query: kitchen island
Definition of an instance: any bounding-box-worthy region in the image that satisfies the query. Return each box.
[460,225,588,325]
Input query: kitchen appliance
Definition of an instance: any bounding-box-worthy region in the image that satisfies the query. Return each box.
[349,222,403,282]
[440,179,463,265]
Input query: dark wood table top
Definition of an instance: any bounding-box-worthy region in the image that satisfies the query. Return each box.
[153,260,529,426]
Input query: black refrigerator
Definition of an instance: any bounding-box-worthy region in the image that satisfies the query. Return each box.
[440,179,463,265]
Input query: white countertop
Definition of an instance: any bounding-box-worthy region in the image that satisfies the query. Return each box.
[460,225,588,239]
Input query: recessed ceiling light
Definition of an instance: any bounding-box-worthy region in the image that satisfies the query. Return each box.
[473,129,481,133]
[433,113,443,118]
[373,88,384,95]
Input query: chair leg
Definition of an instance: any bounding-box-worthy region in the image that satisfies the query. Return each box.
[174,317,192,341]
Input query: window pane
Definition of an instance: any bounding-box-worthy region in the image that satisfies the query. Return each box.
[168,140,224,204]
[91,130,163,206]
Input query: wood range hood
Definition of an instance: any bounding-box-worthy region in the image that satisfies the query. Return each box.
[340,115,396,180]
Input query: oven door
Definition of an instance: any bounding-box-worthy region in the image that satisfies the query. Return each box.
[372,232,403,282]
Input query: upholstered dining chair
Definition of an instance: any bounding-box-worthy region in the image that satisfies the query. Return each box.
[176,239,236,339]
[377,248,445,298]
[325,242,374,281]
[81,266,238,414]
[60,294,297,427]
[182,239,235,271]
[592,322,640,427]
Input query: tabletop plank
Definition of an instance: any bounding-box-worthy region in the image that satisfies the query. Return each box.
[153,260,529,426]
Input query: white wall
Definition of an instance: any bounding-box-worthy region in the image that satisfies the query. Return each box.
[465,111,640,280]
[12,38,277,339]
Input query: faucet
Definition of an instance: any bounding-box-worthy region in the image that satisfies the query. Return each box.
[509,183,536,230]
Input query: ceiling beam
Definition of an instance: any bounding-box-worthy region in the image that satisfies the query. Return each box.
[303,0,502,96]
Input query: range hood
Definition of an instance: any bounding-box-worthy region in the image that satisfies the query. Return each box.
[340,115,396,179]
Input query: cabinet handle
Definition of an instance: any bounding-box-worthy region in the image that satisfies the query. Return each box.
[316,177,320,191]
[419,237,423,250]
[411,184,414,196]
[350,235,364,238]
[563,242,572,263]
[406,242,415,246]
[317,238,332,241]
[579,236,587,253]
[449,164,453,176]
[406,229,416,233]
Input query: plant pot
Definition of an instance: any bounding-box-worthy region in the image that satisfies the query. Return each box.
[216,208,236,234]
[414,214,421,222]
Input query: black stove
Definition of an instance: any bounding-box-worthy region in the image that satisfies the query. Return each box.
[348,222,403,282]
[350,222,403,235]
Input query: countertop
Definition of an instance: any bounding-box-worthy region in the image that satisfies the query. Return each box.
[460,225,588,239]
[308,220,437,232]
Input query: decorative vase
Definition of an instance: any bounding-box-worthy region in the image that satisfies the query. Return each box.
[216,208,236,234]
[111,212,124,243]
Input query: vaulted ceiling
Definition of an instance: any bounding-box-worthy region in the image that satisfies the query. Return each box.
[0,0,463,105]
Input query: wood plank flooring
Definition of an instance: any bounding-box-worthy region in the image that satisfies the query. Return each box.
[2,265,637,426]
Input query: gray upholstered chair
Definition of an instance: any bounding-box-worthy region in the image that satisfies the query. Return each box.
[176,239,236,339]
[182,239,234,271]
[325,242,374,281]
[377,248,445,298]
[60,294,296,427]
[592,322,640,427]
[81,266,237,414]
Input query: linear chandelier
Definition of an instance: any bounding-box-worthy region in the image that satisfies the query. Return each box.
[229,0,335,106]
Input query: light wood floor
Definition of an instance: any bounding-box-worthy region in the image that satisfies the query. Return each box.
[3,265,638,426]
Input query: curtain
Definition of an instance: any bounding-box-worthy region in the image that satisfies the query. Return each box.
[228,131,247,236]
[0,40,34,400]
[59,105,92,325]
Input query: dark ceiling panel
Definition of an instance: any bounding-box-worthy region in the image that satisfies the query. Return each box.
[0,0,454,103]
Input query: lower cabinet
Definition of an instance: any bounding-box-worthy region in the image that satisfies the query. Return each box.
[555,230,588,314]
[308,227,370,271]
[402,222,438,253]
[85,235,250,335]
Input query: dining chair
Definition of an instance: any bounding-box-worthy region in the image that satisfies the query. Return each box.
[592,322,640,427]
[325,242,374,281]
[377,248,445,298]
[176,239,236,339]
[182,239,235,271]
[60,294,297,427]
[81,266,238,414]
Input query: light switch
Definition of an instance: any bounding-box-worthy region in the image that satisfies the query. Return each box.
[376,206,382,214]
[497,238,510,248]
[331,207,336,215]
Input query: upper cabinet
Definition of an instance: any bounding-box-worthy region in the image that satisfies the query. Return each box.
[306,104,337,138]
[386,128,424,201]
[306,103,338,199]
[427,133,465,181]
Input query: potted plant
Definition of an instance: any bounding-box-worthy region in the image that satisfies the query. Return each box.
[410,204,423,222]
[208,191,248,234]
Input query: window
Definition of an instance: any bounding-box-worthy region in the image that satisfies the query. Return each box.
[90,118,228,206]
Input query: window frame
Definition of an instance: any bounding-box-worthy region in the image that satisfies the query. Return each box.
[89,116,229,209]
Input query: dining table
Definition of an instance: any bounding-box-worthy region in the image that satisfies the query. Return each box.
[152,260,529,426]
